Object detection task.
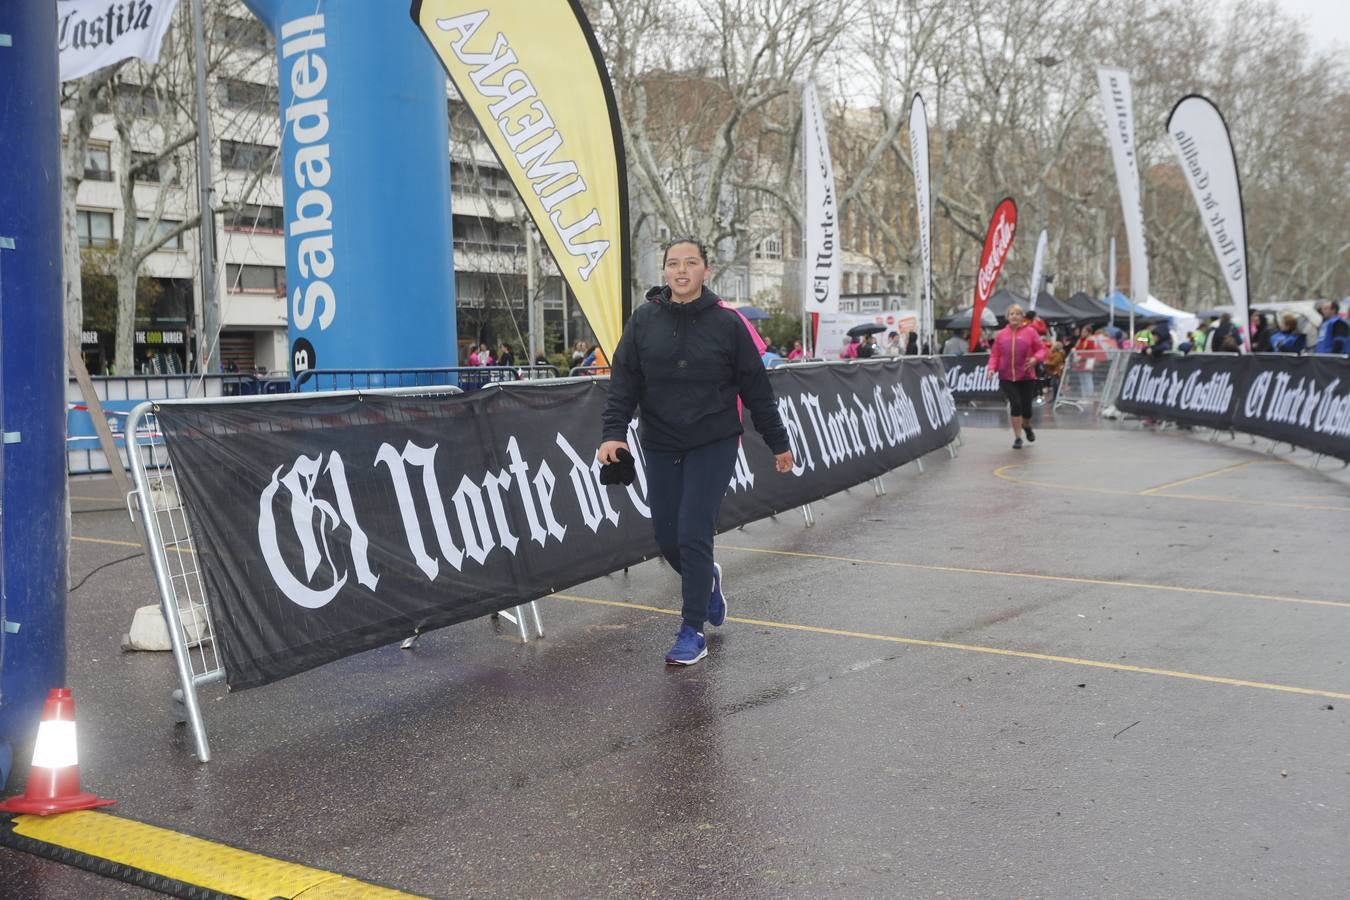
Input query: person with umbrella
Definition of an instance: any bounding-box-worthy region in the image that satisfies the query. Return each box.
[844,322,883,360]
[846,322,887,339]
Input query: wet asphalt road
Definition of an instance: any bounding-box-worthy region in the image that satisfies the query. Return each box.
[2,412,1348,898]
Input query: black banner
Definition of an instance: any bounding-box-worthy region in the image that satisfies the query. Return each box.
[157,359,959,690]
[1116,354,1243,430]
[941,353,1003,401]
[1234,356,1350,460]
[1116,354,1350,460]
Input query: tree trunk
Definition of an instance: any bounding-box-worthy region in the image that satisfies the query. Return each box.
[115,261,138,375]
[61,68,119,353]
[114,119,140,373]
[61,150,85,353]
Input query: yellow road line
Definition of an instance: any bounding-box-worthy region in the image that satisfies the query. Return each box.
[716,544,1350,610]
[71,495,119,502]
[71,535,142,549]
[10,811,421,898]
[993,463,1350,512]
[1139,460,1258,495]
[551,594,1350,701]
[1159,491,1350,512]
[991,464,1138,496]
[73,534,192,560]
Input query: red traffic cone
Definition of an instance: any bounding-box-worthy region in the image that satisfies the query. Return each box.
[0,688,114,815]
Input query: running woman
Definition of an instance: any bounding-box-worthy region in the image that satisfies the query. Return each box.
[599,237,794,666]
[986,304,1047,449]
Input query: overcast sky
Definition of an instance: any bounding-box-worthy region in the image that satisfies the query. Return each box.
[1272,0,1350,52]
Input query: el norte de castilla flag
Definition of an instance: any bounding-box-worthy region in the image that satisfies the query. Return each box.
[1167,95,1250,350]
[909,93,933,349]
[412,1,630,359]
[58,0,180,82]
[1097,67,1149,319]
[802,80,841,320]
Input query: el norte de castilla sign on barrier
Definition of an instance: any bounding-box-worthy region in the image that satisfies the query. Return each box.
[1117,354,1350,458]
[157,361,959,690]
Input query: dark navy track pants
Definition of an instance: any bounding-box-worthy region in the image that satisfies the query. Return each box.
[643,436,740,630]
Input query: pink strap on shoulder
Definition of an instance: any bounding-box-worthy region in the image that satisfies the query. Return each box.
[720,300,767,355]
[718,300,767,427]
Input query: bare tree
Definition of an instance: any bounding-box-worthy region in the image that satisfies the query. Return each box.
[62,0,280,373]
[599,0,854,284]
[61,65,124,354]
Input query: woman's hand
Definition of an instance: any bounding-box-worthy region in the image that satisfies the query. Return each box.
[774,450,794,473]
[597,440,629,465]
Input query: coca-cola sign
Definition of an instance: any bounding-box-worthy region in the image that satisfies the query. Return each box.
[969,197,1017,350]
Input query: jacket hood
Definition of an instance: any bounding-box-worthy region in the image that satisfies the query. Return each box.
[645,284,722,314]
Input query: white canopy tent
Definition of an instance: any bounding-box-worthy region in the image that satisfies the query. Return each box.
[1137,295,1199,338]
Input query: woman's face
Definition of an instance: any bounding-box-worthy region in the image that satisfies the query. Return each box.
[663,242,710,301]
[1006,309,1025,327]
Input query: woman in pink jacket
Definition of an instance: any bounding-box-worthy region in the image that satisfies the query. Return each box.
[986,304,1048,449]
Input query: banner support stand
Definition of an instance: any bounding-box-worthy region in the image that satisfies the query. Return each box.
[122,383,556,762]
[125,404,213,762]
[123,364,957,740]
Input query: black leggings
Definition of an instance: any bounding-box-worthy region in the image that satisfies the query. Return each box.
[1000,379,1036,418]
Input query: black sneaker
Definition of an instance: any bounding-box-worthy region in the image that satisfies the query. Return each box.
[1013,437,1023,449]
[1024,425,1036,443]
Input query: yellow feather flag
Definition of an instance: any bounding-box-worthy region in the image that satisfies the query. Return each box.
[412,1,630,358]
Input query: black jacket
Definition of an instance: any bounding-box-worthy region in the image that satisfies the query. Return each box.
[1146,323,1173,356]
[601,286,790,454]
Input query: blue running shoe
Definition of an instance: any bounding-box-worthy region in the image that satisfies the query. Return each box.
[708,562,727,627]
[665,624,707,666]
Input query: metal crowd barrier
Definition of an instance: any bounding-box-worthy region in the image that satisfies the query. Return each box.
[293,365,560,393]
[568,357,956,523]
[571,359,831,524]
[125,361,960,760]
[67,373,241,475]
[1188,352,1349,469]
[766,357,960,520]
[125,383,547,763]
[572,358,821,377]
[1054,348,1134,413]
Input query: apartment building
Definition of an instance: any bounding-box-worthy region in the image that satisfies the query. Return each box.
[64,4,574,376]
